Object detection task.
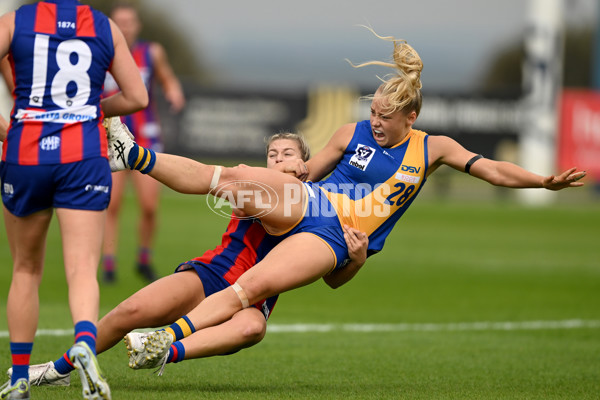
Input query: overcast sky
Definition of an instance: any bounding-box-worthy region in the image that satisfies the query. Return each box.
[145,0,597,93]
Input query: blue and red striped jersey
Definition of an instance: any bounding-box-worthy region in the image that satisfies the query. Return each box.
[2,0,113,165]
[191,216,282,285]
[103,41,160,149]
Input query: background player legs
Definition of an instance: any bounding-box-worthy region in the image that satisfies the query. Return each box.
[102,170,128,283]
[131,171,161,282]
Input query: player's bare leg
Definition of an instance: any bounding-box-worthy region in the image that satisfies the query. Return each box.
[179,308,267,358]
[3,207,52,343]
[185,233,334,331]
[97,270,204,353]
[56,208,104,324]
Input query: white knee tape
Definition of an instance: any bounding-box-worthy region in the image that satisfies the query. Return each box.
[209,166,222,191]
[231,282,250,309]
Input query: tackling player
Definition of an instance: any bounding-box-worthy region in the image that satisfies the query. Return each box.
[9,132,369,385]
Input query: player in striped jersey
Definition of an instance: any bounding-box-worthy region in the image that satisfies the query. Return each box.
[0,1,147,398]
[101,4,185,284]
[9,133,369,384]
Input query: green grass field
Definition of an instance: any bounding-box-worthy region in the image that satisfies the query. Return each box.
[0,174,599,399]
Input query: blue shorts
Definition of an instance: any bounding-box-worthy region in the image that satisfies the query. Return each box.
[279,182,350,271]
[175,261,278,321]
[0,158,112,217]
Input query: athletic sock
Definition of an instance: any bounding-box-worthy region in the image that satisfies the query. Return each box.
[10,342,33,384]
[127,143,156,174]
[167,341,185,364]
[164,316,196,341]
[53,352,75,375]
[103,255,116,273]
[74,320,97,355]
[137,247,151,266]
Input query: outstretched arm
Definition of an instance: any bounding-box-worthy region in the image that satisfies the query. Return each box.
[428,135,586,190]
[323,225,369,289]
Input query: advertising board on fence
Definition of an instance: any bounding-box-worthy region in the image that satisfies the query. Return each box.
[164,84,522,161]
[558,90,600,180]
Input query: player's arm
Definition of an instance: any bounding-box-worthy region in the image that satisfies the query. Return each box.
[0,113,8,141]
[323,226,368,289]
[428,135,586,190]
[150,42,185,113]
[1,55,13,92]
[0,12,14,142]
[101,19,148,117]
[305,123,355,181]
[270,159,309,181]
[0,12,14,61]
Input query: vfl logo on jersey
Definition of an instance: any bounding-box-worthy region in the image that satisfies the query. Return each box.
[349,144,375,171]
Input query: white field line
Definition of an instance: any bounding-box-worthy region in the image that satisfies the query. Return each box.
[0,319,599,338]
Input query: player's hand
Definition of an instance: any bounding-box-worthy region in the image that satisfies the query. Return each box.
[343,225,368,266]
[276,160,309,181]
[232,208,248,218]
[542,167,586,191]
[166,89,185,113]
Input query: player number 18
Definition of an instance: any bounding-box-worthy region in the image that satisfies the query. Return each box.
[29,33,92,109]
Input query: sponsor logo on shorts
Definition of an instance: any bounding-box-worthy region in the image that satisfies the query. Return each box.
[262,302,271,320]
[85,184,109,193]
[3,182,14,197]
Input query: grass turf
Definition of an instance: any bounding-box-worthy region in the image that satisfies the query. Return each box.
[0,177,598,399]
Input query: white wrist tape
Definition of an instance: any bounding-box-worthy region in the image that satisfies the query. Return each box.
[209,166,222,191]
[231,282,250,308]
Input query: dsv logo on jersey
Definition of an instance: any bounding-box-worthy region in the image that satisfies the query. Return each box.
[207,180,280,219]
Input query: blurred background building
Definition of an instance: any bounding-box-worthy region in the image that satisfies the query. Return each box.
[1,0,599,203]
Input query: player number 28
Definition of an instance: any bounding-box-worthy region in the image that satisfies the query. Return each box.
[385,182,416,207]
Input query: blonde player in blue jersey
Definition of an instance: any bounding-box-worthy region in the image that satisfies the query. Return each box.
[105,29,586,372]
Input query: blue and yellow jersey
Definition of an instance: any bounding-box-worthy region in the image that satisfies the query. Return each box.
[314,119,429,254]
